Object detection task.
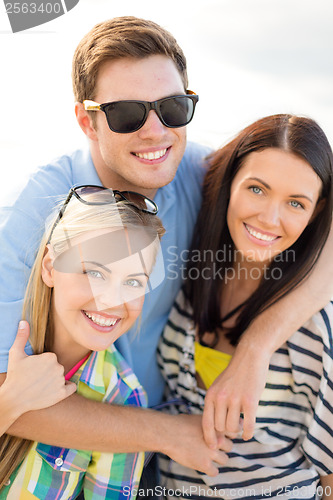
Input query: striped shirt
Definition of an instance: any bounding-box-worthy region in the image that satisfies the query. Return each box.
[1,345,147,500]
[157,290,333,499]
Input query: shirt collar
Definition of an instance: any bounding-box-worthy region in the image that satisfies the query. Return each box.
[70,350,106,394]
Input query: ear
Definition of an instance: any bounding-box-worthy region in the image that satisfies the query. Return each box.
[75,102,98,141]
[41,245,55,288]
[309,198,326,224]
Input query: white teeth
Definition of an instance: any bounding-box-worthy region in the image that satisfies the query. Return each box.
[84,312,117,327]
[246,225,277,242]
[135,149,167,160]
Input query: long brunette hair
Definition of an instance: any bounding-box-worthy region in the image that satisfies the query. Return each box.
[186,114,333,345]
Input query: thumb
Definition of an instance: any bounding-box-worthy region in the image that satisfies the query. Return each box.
[65,381,77,397]
[9,321,30,361]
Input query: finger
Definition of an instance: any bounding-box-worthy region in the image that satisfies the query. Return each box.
[9,321,30,360]
[200,461,219,477]
[213,393,228,433]
[212,450,229,468]
[225,403,242,436]
[202,397,218,449]
[64,381,77,396]
[242,404,257,441]
[216,434,233,453]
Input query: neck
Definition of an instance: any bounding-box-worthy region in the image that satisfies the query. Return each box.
[220,256,269,320]
[51,336,91,375]
[233,251,269,289]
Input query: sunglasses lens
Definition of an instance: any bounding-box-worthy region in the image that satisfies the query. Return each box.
[105,101,147,133]
[75,187,157,214]
[75,186,115,204]
[101,95,197,133]
[159,96,195,127]
[117,191,158,214]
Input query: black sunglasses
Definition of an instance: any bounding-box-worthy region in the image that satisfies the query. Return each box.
[47,185,158,244]
[83,90,199,134]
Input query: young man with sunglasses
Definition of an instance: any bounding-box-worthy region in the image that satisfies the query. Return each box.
[0,16,332,486]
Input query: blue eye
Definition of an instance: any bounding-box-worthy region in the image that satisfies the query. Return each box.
[125,278,144,288]
[250,186,262,195]
[84,270,105,280]
[289,200,304,209]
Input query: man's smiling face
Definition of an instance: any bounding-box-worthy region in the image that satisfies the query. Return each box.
[85,55,188,197]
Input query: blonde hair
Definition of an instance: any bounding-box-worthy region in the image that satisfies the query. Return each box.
[0,197,164,489]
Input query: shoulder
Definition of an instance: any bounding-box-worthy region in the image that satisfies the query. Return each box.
[287,302,333,367]
[5,148,94,212]
[181,141,212,165]
[154,143,212,229]
[301,301,333,353]
[1,149,98,241]
[175,142,212,186]
[156,142,212,217]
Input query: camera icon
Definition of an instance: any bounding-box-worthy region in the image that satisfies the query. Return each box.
[5,0,80,33]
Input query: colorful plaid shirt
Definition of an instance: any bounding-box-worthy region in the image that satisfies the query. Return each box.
[1,345,147,500]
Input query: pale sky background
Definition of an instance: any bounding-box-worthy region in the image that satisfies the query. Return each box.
[1,0,333,201]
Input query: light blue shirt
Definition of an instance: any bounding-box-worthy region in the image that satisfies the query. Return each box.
[0,142,209,406]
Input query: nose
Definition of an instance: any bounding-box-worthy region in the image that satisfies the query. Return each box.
[94,283,125,311]
[257,201,281,228]
[137,110,168,140]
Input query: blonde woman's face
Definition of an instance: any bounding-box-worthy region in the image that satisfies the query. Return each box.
[43,228,156,361]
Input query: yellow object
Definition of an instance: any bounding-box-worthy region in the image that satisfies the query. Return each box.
[194,341,232,389]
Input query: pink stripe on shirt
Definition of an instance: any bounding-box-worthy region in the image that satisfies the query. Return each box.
[65,354,90,381]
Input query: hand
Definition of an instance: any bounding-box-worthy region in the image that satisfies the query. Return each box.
[202,342,271,447]
[5,321,77,415]
[162,413,232,476]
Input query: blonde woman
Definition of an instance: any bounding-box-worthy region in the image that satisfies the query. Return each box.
[0,185,165,499]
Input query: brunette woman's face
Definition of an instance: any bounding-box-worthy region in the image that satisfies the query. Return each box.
[227,148,323,264]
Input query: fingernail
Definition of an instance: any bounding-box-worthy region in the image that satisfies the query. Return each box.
[18,320,25,330]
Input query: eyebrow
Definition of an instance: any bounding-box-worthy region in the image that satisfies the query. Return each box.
[83,261,149,278]
[128,272,149,279]
[84,261,111,273]
[247,177,314,203]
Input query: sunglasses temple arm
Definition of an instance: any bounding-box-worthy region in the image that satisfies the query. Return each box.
[46,191,73,244]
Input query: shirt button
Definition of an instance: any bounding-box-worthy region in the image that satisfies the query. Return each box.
[4,479,10,486]
[55,458,63,467]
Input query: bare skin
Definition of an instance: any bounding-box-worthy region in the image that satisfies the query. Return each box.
[0,322,76,437]
[203,190,333,447]
[0,323,232,477]
[2,55,333,473]
[2,228,331,470]
[0,56,230,476]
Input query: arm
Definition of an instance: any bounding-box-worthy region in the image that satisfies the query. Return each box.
[1,371,231,476]
[0,322,75,437]
[203,224,333,447]
[0,159,232,475]
[320,475,333,500]
[2,321,232,477]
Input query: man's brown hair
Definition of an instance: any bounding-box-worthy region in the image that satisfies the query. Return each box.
[72,16,188,104]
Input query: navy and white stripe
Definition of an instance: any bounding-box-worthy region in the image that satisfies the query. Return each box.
[157,290,333,499]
